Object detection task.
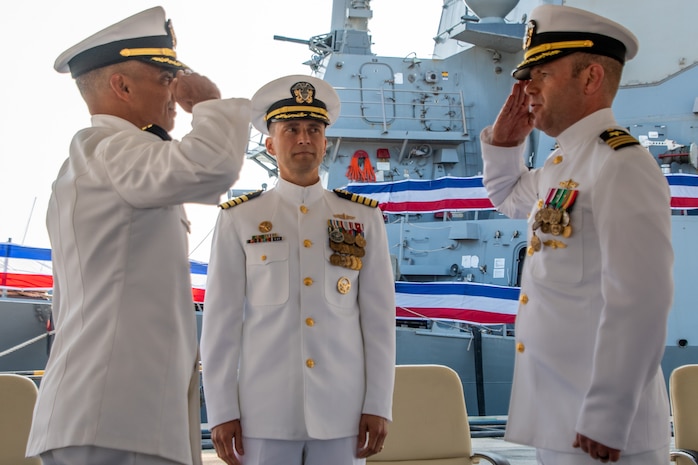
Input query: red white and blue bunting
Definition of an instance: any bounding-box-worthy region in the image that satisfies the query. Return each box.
[0,243,208,303]
[343,174,698,212]
[3,174,697,323]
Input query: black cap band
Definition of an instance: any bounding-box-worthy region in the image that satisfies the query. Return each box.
[68,35,186,77]
[514,30,627,80]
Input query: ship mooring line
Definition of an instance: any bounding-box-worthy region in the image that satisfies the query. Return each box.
[0,330,54,358]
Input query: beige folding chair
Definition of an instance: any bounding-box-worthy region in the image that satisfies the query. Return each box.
[368,364,509,465]
[670,364,698,465]
[0,374,41,465]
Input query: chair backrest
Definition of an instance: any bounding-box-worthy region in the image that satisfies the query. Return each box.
[670,364,698,465]
[369,364,473,465]
[0,374,42,465]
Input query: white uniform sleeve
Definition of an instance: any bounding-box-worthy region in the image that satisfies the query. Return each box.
[200,208,247,428]
[358,206,397,420]
[576,148,673,449]
[104,98,251,208]
[480,126,540,219]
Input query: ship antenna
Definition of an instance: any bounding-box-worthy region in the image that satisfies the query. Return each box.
[20,197,37,245]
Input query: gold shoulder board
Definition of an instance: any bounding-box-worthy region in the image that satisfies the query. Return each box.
[600,128,640,150]
[219,190,264,209]
[333,189,378,208]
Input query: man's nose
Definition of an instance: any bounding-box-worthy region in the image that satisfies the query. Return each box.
[297,128,312,143]
[523,80,535,94]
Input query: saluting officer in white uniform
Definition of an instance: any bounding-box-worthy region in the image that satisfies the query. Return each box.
[480,5,673,465]
[201,75,396,465]
[26,7,251,465]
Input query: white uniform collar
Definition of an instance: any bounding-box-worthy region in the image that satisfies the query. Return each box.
[556,108,617,155]
[275,177,324,205]
[90,114,143,131]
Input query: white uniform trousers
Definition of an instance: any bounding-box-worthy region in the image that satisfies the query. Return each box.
[536,445,669,465]
[39,445,186,465]
[242,437,363,465]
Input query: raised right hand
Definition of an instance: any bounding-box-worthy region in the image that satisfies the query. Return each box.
[171,70,222,113]
[491,81,534,147]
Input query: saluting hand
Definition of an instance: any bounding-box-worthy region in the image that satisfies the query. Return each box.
[171,70,222,113]
[491,80,535,147]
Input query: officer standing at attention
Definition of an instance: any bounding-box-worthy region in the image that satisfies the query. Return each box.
[480,5,673,465]
[200,74,396,465]
[26,7,250,465]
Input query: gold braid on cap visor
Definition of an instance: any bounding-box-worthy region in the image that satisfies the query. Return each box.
[517,39,594,68]
[524,39,594,60]
[265,105,330,122]
[119,47,178,58]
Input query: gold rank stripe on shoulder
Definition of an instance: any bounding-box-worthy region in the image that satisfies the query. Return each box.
[599,128,640,150]
[333,189,379,208]
[219,189,264,209]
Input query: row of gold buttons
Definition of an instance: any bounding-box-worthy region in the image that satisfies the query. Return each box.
[517,293,529,353]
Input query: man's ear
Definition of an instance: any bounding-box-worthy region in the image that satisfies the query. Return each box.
[265,134,276,156]
[584,63,605,95]
[109,73,130,101]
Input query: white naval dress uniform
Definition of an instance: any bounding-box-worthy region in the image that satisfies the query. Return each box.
[201,178,395,446]
[480,109,673,459]
[26,98,251,465]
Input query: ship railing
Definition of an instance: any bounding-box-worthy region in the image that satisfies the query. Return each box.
[397,307,511,337]
[331,86,469,137]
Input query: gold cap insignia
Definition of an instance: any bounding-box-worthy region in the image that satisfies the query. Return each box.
[292,82,314,104]
[523,19,536,51]
[167,19,177,49]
